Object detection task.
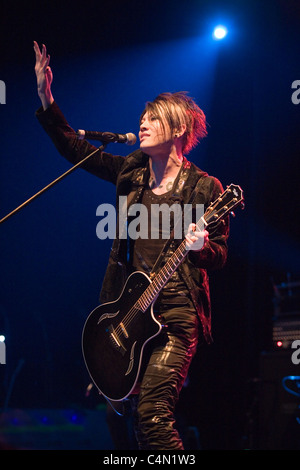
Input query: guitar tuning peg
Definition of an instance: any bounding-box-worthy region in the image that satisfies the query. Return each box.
[241,201,245,210]
[230,211,235,217]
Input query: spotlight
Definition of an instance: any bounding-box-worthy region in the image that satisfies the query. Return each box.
[213,25,228,40]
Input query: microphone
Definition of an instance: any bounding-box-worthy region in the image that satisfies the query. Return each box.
[77,129,137,145]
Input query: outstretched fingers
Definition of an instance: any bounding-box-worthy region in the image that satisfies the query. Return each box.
[33,41,50,70]
[33,41,41,58]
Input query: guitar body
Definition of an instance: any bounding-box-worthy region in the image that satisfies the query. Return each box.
[82,271,162,401]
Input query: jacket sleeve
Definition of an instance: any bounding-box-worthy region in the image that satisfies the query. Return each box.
[188,176,229,271]
[35,101,125,185]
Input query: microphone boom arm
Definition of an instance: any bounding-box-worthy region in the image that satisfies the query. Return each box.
[0,144,106,225]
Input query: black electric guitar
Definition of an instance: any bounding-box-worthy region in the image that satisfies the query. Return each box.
[82,184,244,402]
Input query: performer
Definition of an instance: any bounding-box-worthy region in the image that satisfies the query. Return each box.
[33,42,229,450]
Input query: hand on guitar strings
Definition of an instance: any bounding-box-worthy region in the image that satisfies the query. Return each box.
[185,223,209,251]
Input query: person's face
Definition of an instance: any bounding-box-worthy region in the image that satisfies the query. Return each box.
[139,111,172,156]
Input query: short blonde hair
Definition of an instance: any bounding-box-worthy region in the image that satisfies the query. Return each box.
[140,91,207,155]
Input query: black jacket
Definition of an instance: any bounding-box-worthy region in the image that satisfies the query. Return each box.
[36,102,229,342]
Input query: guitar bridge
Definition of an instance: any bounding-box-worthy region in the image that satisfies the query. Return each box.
[108,324,127,356]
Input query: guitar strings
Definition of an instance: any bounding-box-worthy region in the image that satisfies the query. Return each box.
[113,240,188,338]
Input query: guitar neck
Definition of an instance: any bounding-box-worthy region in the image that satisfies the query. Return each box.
[136,240,188,311]
[137,216,207,311]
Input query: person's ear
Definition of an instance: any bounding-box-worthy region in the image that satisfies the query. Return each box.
[174,124,186,138]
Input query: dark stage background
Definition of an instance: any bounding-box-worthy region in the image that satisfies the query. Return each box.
[0,0,299,450]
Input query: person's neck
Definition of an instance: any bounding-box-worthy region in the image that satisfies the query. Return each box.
[149,150,183,184]
[148,150,183,193]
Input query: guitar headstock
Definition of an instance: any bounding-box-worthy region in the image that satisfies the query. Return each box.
[204,184,244,228]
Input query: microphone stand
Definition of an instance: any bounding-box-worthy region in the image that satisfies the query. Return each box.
[0,144,106,225]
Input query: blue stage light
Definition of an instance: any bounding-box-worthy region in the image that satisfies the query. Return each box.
[213,25,228,40]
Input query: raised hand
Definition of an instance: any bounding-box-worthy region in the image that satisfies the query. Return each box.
[33,41,54,109]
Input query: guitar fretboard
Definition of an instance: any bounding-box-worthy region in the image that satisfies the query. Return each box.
[136,215,207,311]
[136,240,188,312]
